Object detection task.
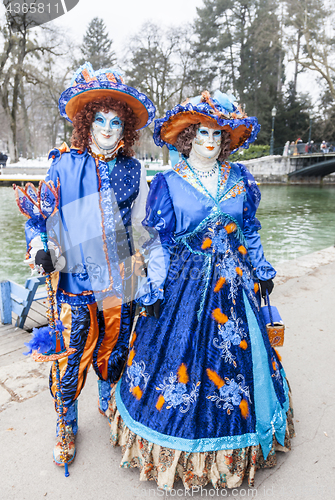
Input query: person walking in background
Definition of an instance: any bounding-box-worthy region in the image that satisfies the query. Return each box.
[321,140,329,153]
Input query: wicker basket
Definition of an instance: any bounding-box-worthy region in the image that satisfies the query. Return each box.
[266,324,285,347]
[262,290,285,347]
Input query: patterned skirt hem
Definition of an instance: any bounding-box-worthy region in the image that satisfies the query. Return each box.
[107,388,295,491]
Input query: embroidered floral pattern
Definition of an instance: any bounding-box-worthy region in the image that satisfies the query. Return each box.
[219,179,246,203]
[69,263,89,281]
[126,360,150,391]
[156,372,201,413]
[213,307,246,366]
[207,374,251,415]
[69,256,106,283]
[211,228,229,253]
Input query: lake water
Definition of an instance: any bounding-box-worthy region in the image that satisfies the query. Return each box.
[0,185,334,285]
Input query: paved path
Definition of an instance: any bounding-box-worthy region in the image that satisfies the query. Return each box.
[1,248,335,499]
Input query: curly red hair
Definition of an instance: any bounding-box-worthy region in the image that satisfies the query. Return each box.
[71,97,140,157]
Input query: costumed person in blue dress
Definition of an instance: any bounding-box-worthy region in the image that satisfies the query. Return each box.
[24,62,155,466]
[107,91,294,489]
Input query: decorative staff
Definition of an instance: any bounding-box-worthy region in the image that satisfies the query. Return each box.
[13,180,76,477]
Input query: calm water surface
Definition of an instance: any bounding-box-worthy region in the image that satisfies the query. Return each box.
[0,185,334,284]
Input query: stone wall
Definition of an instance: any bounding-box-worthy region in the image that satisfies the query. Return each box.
[241,155,335,184]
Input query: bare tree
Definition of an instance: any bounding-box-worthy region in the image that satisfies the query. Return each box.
[0,9,64,161]
[286,0,335,101]
[124,22,195,164]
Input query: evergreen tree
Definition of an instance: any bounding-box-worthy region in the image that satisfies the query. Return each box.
[80,17,116,70]
[242,0,284,143]
[273,83,311,148]
[192,0,284,144]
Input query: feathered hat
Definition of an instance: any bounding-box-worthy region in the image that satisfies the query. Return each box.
[153,90,260,153]
[59,62,156,129]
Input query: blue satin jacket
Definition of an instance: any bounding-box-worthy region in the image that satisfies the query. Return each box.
[138,160,276,306]
[25,148,141,304]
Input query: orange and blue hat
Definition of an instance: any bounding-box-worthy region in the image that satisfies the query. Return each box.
[153,90,260,153]
[59,62,155,130]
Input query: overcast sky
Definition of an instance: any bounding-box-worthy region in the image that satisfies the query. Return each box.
[55,0,203,54]
[0,0,319,102]
[53,0,318,101]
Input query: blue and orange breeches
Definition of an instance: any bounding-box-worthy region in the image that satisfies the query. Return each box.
[50,296,134,415]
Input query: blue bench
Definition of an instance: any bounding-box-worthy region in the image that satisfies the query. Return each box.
[0,276,47,329]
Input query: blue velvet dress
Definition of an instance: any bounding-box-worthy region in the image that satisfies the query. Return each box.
[109,159,293,489]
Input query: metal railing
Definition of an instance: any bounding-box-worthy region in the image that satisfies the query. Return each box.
[283,142,335,156]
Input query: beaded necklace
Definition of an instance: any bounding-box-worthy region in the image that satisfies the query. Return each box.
[192,164,218,178]
[183,156,221,203]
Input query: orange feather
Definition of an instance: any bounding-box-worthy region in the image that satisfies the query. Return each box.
[127,348,135,366]
[212,308,228,324]
[225,223,237,234]
[236,267,243,276]
[254,283,259,294]
[238,245,247,255]
[214,277,226,292]
[201,238,212,250]
[178,363,189,384]
[132,386,143,400]
[240,340,248,350]
[156,395,165,411]
[130,332,137,347]
[239,399,249,418]
[206,368,225,389]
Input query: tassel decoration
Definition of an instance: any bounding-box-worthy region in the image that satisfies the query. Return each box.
[23,326,56,356]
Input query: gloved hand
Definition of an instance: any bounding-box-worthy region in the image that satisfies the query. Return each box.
[259,279,274,298]
[35,249,56,273]
[145,299,161,319]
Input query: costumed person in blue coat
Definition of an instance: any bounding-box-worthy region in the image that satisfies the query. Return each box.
[24,62,155,466]
[107,91,294,489]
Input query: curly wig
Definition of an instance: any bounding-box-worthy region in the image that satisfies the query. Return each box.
[71,97,140,157]
[174,123,231,162]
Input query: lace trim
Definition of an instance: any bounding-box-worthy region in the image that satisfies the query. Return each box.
[107,387,295,490]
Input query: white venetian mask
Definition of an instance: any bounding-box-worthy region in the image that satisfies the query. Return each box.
[91,110,124,151]
[191,126,222,160]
